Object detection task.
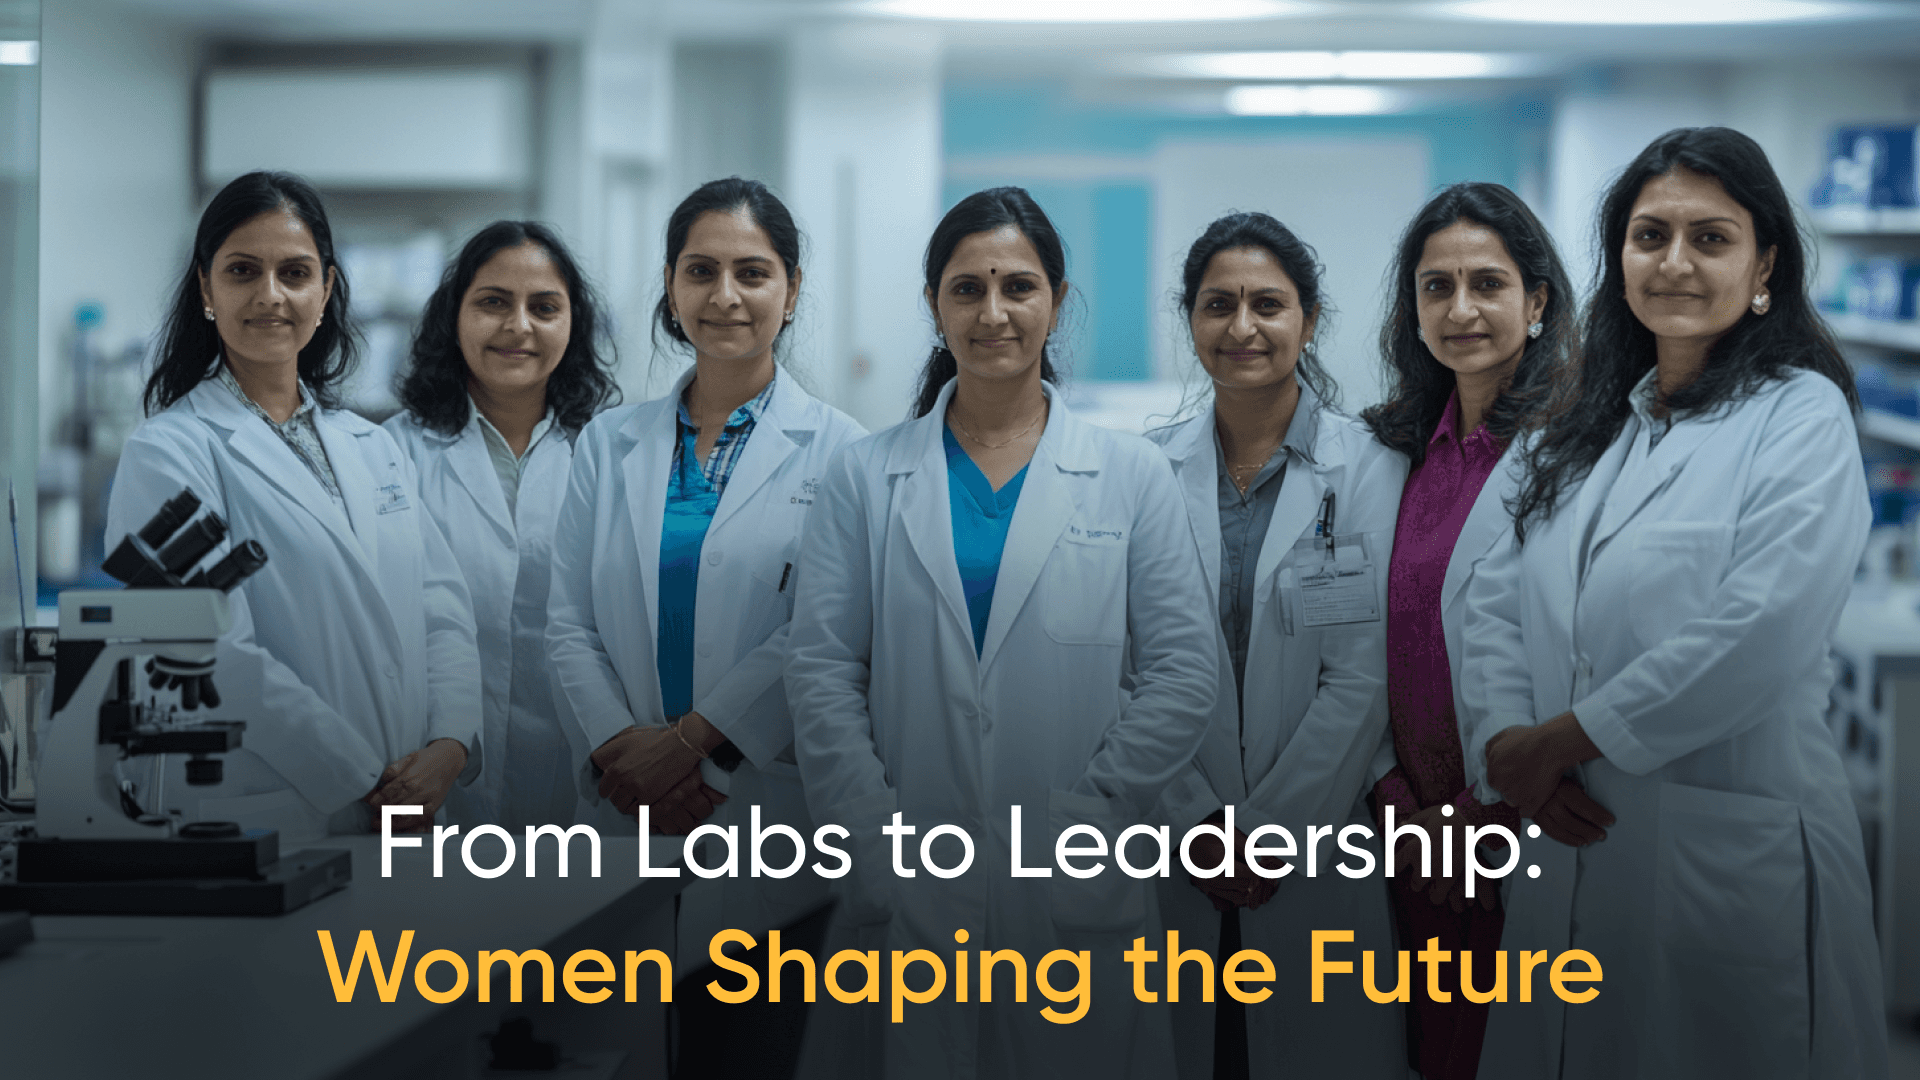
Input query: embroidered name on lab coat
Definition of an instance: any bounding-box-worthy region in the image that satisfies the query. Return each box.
[375,481,412,515]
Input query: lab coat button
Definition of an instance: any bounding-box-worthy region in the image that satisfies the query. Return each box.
[384,664,397,678]
[706,550,724,566]
[698,643,713,659]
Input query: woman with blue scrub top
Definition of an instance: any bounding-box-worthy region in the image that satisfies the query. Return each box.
[107,171,481,843]
[786,187,1220,1080]
[1462,128,1887,1080]
[1146,213,1405,1080]
[385,221,618,829]
[545,178,866,946]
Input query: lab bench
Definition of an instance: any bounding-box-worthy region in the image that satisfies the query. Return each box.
[0,833,687,1080]
[1833,582,1920,1016]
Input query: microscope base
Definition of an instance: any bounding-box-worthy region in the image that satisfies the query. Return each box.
[15,830,280,882]
[0,911,30,956]
[0,847,350,916]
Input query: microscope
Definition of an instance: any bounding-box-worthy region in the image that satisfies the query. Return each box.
[0,489,351,915]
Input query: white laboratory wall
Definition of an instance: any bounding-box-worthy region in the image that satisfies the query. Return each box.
[1149,137,1431,416]
[784,24,942,433]
[573,2,674,404]
[36,0,194,441]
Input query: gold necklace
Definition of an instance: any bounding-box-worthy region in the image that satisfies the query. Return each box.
[948,401,1047,451]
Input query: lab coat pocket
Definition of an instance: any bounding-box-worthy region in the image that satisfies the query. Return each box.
[831,787,899,927]
[1046,788,1148,934]
[747,563,798,646]
[1043,532,1128,646]
[1626,522,1733,647]
[1650,782,1810,1073]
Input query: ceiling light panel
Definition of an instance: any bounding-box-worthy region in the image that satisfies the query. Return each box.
[1149,51,1526,80]
[1224,84,1400,115]
[1444,0,1862,24]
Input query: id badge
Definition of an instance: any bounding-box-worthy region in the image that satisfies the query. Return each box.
[1288,533,1381,628]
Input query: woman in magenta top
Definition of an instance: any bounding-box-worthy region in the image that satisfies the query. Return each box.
[1359,182,1575,1080]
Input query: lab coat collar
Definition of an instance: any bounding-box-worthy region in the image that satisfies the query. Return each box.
[185,377,371,570]
[977,382,1090,672]
[710,373,810,534]
[1570,371,1732,581]
[1161,414,1224,595]
[1443,444,1521,612]
[614,372,692,663]
[440,409,516,542]
[884,378,1097,475]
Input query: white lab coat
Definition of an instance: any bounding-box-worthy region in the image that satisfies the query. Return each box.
[1457,369,1887,1080]
[1148,403,1407,1080]
[546,367,866,952]
[385,409,575,829]
[786,378,1220,1080]
[105,377,482,845]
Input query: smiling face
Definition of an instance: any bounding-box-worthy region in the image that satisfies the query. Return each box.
[929,225,1064,387]
[666,208,798,368]
[1189,245,1316,395]
[1621,166,1774,351]
[198,208,335,370]
[1415,219,1546,385]
[459,241,572,403]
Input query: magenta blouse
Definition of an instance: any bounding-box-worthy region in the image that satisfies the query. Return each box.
[1375,391,1518,829]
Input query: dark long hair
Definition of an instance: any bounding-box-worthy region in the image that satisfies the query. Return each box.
[398,221,618,436]
[1178,211,1338,409]
[1512,126,1856,542]
[143,171,356,416]
[1361,182,1574,468]
[652,176,804,357]
[911,187,1068,419]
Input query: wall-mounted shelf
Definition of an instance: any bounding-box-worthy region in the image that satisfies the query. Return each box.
[1830,313,1920,353]
[1812,207,1920,235]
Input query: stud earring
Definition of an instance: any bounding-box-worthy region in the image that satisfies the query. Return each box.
[203,308,215,322]
[1527,321,1543,339]
[1751,292,1771,314]
[783,311,794,324]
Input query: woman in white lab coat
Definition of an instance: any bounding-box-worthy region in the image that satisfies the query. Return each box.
[385,221,618,828]
[1355,182,1574,1080]
[786,186,1220,1079]
[1461,127,1888,1080]
[1146,212,1406,1080]
[107,170,481,844]
[545,178,866,955]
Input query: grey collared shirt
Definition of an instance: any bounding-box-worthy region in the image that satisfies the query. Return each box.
[471,399,556,518]
[215,363,348,520]
[1216,384,1321,721]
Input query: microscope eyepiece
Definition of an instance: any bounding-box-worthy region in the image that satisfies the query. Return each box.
[198,540,268,593]
[103,488,203,583]
[154,513,228,578]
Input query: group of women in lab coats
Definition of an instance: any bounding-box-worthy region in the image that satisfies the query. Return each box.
[104,122,1887,1079]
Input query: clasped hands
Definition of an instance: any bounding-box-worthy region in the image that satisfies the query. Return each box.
[1483,711,1615,849]
[365,737,469,832]
[590,711,729,834]
[1186,811,1280,912]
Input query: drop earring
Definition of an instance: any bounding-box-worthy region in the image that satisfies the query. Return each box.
[1527,321,1543,339]
[1751,292,1771,314]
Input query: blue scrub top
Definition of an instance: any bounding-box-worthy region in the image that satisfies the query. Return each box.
[656,420,719,718]
[944,424,1029,656]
